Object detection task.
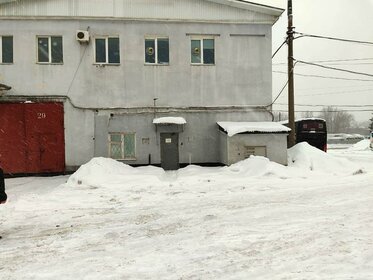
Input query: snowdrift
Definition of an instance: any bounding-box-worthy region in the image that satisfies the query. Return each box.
[288,142,364,175]
[67,143,364,188]
[226,156,293,178]
[67,157,165,188]
[347,139,371,151]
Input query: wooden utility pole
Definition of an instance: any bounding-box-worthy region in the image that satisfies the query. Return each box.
[287,0,296,147]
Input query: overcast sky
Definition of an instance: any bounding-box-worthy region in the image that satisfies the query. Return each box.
[254,0,373,124]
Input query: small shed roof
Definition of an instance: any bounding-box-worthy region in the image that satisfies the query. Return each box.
[153,117,187,125]
[218,121,291,136]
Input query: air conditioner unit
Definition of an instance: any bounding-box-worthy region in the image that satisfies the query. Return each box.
[76,30,90,42]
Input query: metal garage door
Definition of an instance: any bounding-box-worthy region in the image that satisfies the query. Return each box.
[0,102,65,174]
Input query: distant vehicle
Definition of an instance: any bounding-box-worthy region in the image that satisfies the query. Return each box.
[328,133,365,144]
[282,118,327,152]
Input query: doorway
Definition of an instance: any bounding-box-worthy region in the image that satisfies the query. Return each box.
[160,133,179,170]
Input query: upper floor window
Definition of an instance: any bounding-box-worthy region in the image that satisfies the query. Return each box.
[0,36,13,64]
[108,132,136,160]
[145,37,169,65]
[37,36,63,64]
[95,37,120,64]
[191,38,215,65]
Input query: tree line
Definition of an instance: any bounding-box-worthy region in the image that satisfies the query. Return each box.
[275,106,372,134]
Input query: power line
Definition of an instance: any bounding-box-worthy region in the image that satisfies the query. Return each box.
[297,88,373,97]
[273,57,373,65]
[274,62,373,67]
[272,40,287,58]
[270,61,299,106]
[273,70,373,82]
[275,103,373,108]
[271,80,288,105]
[295,60,373,79]
[294,32,373,46]
[296,84,373,91]
[319,62,373,66]
[273,109,373,113]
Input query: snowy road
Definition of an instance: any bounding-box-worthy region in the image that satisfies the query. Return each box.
[1,142,373,279]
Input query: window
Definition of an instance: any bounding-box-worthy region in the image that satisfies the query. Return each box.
[109,133,136,160]
[191,38,215,65]
[0,36,13,64]
[37,36,63,63]
[145,37,169,64]
[95,37,120,64]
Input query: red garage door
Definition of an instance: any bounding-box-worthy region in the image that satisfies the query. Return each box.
[0,102,65,174]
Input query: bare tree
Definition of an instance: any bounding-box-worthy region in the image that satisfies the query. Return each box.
[301,111,314,119]
[318,106,355,133]
[273,112,287,122]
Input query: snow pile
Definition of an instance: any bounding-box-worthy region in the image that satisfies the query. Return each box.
[288,142,364,175]
[67,157,164,188]
[227,156,293,178]
[347,139,371,151]
[67,143,366,191]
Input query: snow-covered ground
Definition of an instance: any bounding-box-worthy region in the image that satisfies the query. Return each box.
[1,142,373,279]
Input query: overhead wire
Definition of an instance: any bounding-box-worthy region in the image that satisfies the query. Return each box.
[295,59,373,78]
[273,70,373,82]
[269,61,299,106]
[273,109,373,113]
[272,40,287,58]
[275,103,373,108]
[296,88,373,97]
[271,32,373,108]
[294,32,373,46]
[273,57,373,65]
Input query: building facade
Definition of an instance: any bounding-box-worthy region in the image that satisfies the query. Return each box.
[0,0,283,173]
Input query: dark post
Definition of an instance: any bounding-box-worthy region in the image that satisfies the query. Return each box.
[287,0,296,147]
[0,167,7,204]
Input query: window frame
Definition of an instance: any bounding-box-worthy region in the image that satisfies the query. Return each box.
[144,36,170,65]
[190,36,215,65]
[36,35,63,64]
[94,36,120,65]
[108,132,136,160]
[0,35,13,64]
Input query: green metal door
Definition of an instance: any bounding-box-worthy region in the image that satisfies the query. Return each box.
[160,133,179,170]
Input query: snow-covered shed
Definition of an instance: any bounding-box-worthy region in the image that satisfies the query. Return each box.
[218,122,291,165]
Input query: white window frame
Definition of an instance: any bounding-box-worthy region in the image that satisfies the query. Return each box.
[108,132,136,160]
[190,36,215,65]
[0,35,13,64]
[94,36,120,65]
[144,36,169,65]
[36,36,63,64]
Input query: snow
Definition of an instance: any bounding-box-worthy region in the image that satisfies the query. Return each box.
[288,142,364,175]
[279,117,326,124]
[1,143,373,279]
[348,139,371,151]
[153,117,186,125]
[328,133,365,140]
[217,121,291,137]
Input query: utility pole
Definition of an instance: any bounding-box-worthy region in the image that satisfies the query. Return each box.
[287,0,296,147]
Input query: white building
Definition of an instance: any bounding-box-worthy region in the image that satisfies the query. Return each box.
[0,0,285,173]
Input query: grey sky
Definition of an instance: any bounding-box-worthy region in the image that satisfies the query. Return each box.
[254,0,373,123]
